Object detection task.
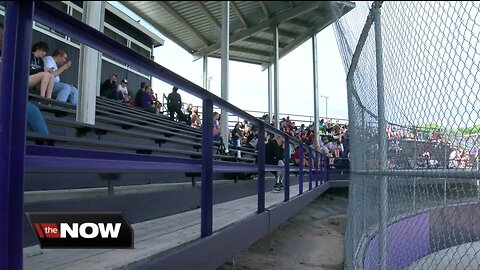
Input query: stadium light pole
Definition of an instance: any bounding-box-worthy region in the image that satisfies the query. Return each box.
[321,95,329,119]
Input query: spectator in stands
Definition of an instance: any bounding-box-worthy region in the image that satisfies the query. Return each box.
[213,112,221,141]
[246,126,258,149]
[147,87,162,112]
[0,25,48,134]
[26,102,49,134]
[292,145,308,166]
[449,148,461,169]
[117,78,132,104]
[190,106,201,127]
[319,138,334,165]
[167,86,188,124]
[43,48,78,105]
[134,81,147,104]
[231,122,243,146]
[266,134,285,192]
[29,41,54,99]
[134,83,159,114]
[100,74,118,99]
[185,103,194,125]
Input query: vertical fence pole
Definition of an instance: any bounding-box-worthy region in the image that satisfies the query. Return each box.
[201,98,213,237]
[315,151,319,187]
[373,2,388,269]
[284,136,290,202]
[299,145,304,195]
[257,123,265,213]
[309,148,313,190]
[0,2,34,269]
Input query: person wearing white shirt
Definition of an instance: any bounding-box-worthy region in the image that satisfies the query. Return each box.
[117,79,131,102]
[43,48,78,105]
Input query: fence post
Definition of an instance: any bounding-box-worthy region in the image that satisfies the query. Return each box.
[299,145,304,195]
[309,148,313,190]
[0,2,34,269]
[315,151,319,187]
[201,98,213,237]
[257,123,265,213]
[284,136,290,202]
[373,2,388,269]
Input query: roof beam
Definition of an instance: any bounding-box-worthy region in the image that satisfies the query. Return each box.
[259,1,270,19]
[230,45,271,58]
[120,1,194,53]
[198,1,322,56]
[243,36,287,49]
[231,1,249,29]
[195,1,221,30]
[157,1,211,46]
[263,28,297,40]
[286,18,312,29]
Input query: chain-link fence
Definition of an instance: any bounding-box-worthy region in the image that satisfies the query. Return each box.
[330,1,480,269]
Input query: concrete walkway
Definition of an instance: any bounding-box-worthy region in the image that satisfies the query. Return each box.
[218,187,349,270]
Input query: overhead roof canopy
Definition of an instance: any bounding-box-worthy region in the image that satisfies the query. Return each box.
[120,1,355,66]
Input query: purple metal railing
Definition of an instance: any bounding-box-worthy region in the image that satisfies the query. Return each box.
[0,1,330,264]
[299,146,304,195]
[309,148,314,190]
[284,136,290,202]
[201,98,213,237]
[0,2,34,269]
[257,123,266,213]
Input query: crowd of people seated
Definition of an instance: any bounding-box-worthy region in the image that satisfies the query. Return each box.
[22,40,349,168]
[384,122,480,170]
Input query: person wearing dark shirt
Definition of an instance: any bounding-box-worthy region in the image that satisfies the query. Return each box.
[265,135,285,192]
[100,74,118,99]
[231,122,243,145]
[134,82,158,114]
[0,25,49,134]
[167,86,188,124]
[28,41,54,98]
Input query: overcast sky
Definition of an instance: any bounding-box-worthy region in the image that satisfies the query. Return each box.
[111,1,349,123]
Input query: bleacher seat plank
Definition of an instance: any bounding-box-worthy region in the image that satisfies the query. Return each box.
[23,181,313,270]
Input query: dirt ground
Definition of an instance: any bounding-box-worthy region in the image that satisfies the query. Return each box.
[218,187,349,270]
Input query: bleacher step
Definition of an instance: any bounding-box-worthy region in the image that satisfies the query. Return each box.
[24,180,235,203]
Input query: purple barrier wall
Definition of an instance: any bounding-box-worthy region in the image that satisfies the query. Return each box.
[363,213,430,270]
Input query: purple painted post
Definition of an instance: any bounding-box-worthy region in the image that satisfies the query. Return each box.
[201,98,213,237]
[308,148,313,191]
[326,156,330,183]
[283,136,290,202]
[257,123,265,213]
[324,156,329,183]
[298,145,304,195]
[315,151,320,187]
[0,2,34,269]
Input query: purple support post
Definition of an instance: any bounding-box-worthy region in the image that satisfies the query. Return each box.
[315,151,320,187]
[323,155,329,184]
[257,123,265,213]
[308,148,313,191]
[201,98,213,237]
[298,145,304,195]
[0,2,34,269]
[326,156,330,183]
[283,136,290,202]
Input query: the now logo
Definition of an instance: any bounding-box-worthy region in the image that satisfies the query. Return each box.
[34,223,122,239]
[27,213,133,249]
